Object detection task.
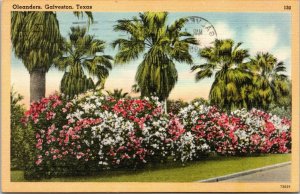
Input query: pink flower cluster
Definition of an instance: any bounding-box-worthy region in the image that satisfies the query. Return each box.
[22,94,62,124]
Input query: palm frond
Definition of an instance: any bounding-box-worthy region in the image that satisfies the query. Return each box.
[195,69,213,81]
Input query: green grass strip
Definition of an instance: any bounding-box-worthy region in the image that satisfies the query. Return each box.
[11,154,291,182]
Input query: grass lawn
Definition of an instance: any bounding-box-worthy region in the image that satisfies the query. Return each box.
[11,154,290,182]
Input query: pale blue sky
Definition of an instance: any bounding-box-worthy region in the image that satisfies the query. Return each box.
[11,12,291,106]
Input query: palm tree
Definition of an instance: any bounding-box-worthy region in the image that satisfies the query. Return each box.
[11,12,93,103]
[248,52,289,110]
[54,26,113,98]
[191,39,251,112]
[106,89,129,99]
[112,12,197,112]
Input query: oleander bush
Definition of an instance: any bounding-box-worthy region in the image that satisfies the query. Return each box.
[21,91,291,179]
[178,102,291,156]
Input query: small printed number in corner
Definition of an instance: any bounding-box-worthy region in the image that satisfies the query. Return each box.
[280,185,290,189]
[284,5,291,10]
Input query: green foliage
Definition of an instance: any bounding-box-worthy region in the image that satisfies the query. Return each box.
[113,12,197,101]
[268,80,291,119]
[10,89,35,171]
[105,89,129,99]
[23,124,42,180]
[268,105,291,119]
[54,26,113,98]
[167,99,188,114]
[11,89,25,169]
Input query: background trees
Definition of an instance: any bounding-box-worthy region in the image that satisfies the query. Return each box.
[192,39,290,112]
[54,26,113,98]
[11,12,291,114]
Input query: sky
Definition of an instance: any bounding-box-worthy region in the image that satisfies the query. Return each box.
[11,12,291,107]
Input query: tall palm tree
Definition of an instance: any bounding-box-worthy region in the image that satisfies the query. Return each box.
[54,26,113,98]
[191,39,251,112]
[11,12,93,103]
[248,52,289,110]
[112,12,197,111]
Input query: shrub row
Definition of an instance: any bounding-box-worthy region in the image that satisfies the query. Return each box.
[21,91,291,179]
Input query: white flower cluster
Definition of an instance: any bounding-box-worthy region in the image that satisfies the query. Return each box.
[143,115,172,158]
[233,108,290,134]
[177,103,210,126]
[90,111,135,167]
[175,132,211,162]
[269,115,290,133]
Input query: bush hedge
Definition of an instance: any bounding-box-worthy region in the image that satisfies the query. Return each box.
[20,91,291,179]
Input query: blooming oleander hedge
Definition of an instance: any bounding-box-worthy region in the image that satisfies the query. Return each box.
[178,103,291,156]
[22,92,291,179]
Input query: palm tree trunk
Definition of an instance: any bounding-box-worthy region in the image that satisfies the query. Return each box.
[224,68,231,114]
[164,99,167,114]
[30,68,46,103]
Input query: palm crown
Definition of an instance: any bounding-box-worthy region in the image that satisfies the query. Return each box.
[248,52,289,110]
[12,12,63,73]
[112,12,197,101]
[54,26,113,98]
[192,39,251,112]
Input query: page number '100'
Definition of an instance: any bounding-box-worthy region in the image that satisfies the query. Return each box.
[284,5,291,10]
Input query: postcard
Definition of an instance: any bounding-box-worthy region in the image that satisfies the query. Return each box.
[1,0,299,192]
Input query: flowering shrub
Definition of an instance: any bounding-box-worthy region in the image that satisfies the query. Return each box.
[21,93,70,179]
[22,92,291,179]
[69,93,191,167]
[23,91,188,178]
[177,102,291,156]
[232,109,291,154]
